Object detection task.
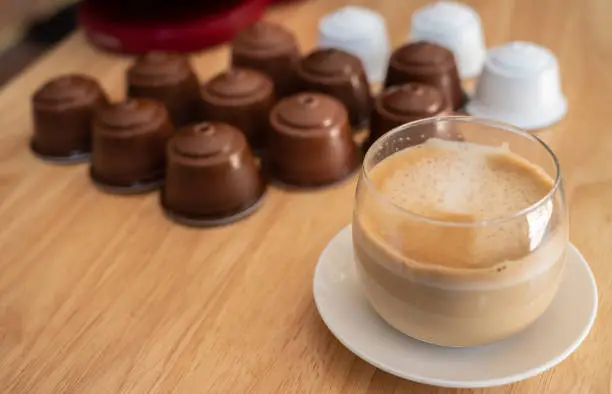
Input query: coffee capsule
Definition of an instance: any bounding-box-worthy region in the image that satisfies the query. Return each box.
[231,22,300,98]
[466,42,568,130]
[385,41,466,111]
[410,1,486,79]
[31,74,108,163]
[318,5,390,83]
[201,68,275,151]
[294,48,372,128]
[90,99,174,193]
[268,93,359,187]
[162,122,266,226]
[127,52,201,127]
[367,83,453,148]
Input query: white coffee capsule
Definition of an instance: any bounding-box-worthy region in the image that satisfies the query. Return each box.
[466,41,568,130]
[410,1,486,79]
[318,6,390,83]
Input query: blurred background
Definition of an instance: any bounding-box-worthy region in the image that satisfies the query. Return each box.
[0,0,279,86]
[0,0,78,85]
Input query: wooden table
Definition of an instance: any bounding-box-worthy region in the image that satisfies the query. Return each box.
[0,0,609,393]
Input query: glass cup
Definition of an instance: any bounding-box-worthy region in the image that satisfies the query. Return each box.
[353,116,568,347]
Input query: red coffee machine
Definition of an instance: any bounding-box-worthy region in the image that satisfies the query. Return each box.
[78,0,295,53]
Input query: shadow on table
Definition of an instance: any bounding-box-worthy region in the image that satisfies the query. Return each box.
[0,5,76,87]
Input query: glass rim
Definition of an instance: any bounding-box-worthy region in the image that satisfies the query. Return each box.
[361,115,562,228]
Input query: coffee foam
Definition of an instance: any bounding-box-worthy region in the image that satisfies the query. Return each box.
[361,138,558,270]
[371,138,553,222]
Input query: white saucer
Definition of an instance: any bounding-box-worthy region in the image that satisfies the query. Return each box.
[313,226,598,389]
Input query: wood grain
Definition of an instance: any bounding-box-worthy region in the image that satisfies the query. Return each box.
[0,0,610,393]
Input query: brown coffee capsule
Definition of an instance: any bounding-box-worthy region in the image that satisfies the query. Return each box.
[268,92,359,187]
[161,122,266,226]
[201,68,274,151]
[231,22,300,98]
[384,42,466,111]
[31,74,108,163]
[127,52,201,127]
[90,99,173,193]
[367,83,454,148]
[294,48,372,128]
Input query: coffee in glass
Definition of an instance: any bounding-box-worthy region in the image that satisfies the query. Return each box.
[353,116,567,347]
